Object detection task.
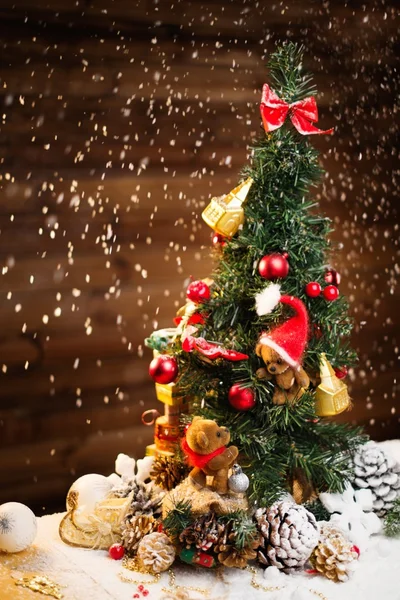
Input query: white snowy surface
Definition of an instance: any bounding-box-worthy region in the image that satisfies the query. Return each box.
[3,512,400,600]
[319,484,382,551]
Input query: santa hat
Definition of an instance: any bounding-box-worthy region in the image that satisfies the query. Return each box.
[255,283,309,369]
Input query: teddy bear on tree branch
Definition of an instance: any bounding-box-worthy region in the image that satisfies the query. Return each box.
[255,284,310,405]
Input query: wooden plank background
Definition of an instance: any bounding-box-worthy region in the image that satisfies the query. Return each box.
[0,0,399,513]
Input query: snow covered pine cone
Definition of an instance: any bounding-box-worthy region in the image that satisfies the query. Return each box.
[121,514,158,554]
[310,524,359,583]
[137,532,176,574]
[113,480,163,519]
[179,512,224,551]
[255,500,319,572]
[353,441,400,517]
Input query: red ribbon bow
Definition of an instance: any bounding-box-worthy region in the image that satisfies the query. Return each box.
[260,84,334,136]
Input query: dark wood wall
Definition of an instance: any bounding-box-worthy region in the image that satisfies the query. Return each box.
[0,0,398,513]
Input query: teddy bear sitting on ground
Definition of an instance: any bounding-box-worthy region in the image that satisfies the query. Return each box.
[181,416,239,495]
[256,343,310,405]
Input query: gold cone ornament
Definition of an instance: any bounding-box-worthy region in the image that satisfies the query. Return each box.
[315,353,351,416]
[202,177,253,237]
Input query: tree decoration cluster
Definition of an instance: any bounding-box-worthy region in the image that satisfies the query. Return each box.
[173,42,363,508]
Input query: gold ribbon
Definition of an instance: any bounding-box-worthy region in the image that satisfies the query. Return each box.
[70,510,117,550]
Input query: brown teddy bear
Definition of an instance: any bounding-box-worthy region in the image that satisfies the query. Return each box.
[255,343,310,405]
[181,416,239,495]
[254,284,311,406]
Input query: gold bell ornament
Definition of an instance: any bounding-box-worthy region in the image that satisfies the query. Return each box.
[202,177,253,237]
[315,353,351,417]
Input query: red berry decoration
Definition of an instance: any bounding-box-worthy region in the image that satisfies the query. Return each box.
[228,384,256,411]
[258,253,289,280]
[212,232,226,247]
[186,280,211,303]
[323,285,339,301]
[305,282,321,298]
[109,543,125,560]
[334,366,348,379]
[325,268,341,286]
[149,355,178,384]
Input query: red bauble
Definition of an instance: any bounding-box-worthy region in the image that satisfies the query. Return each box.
[334,366,348,379]
[186,280,211,303]
[325,268,341,286]
[305,282,321,298]
[228,384,256,411]
[149,355,178,384]
[323,285,339,301]
[212,232,226,247]
[258,253,289,280]
[109,543,125,560]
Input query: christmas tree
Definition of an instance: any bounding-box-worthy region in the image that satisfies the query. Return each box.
[148,42,365,507]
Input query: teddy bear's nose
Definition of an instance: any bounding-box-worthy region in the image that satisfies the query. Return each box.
[222,427,229,433]
[269,366,276,373]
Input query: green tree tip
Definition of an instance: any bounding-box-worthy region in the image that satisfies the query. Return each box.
[268,42,316,103]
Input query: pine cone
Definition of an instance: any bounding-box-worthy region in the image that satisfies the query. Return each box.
[310,524,359,582]
[150,455,190,491]
[121,514,158,554]
[137,532,176,574]
[112,477,138,498]
[255,500,319,572]
[353,441,400,516]
[218,544,257,569]
[120,481,162,519]
[214,519,260,569]
[214,523,236,554]
[179,512,225,551]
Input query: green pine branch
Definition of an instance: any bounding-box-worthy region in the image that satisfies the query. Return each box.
[384,498,400,537]
[162,500,193,541]
[218,510,258,550]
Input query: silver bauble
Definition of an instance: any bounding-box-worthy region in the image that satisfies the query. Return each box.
[228,464,249,494]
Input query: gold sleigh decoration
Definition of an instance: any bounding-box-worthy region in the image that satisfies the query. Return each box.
[59,490,131,550]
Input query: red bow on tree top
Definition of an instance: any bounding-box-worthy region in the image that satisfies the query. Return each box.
[260,84,334,136]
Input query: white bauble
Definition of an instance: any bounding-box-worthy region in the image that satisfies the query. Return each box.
[0,502,37,553]
[66,474,114,514]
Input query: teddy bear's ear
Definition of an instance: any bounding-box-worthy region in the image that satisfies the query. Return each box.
[255,343,263,358]
[196,431,209,450]
[191,416,202,423]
